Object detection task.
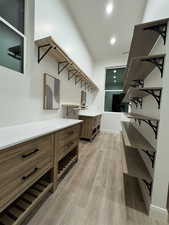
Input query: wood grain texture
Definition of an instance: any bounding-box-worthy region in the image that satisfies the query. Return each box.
[27,133,165,225]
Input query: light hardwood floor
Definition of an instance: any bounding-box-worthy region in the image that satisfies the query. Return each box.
[27,133,167,225]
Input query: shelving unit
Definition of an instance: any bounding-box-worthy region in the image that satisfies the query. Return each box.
[127,18,169,67]
[122,18,169,214]
[0,172,52,225]
[35,36,99,92]
[123,87,162,109]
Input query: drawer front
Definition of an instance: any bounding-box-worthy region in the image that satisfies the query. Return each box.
[0,156,52,211]
[0,135,53,180]
[0,135,53,181]
[58,139,79,161]
[56,124,81,147]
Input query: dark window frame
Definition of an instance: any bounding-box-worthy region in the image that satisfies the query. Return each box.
[104,66,128,113]
[0,0,25,74]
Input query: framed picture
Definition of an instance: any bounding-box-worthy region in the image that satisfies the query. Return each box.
[44,73,60,110]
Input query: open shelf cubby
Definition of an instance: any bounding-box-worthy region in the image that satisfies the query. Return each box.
[58,147,78,180]
[0,172,52,225]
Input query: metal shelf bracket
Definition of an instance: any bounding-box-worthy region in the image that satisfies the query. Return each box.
[137,119,159,139]
[75,76,82,85]
[133,80,144,88]
[142,150,156,168]
[130,97,142,109]
[141,56,165,77]
[68,70,77,80]
[142,179,152,196]
[141,89,162,109]
[58,61,69,75]
[144,23,168,45]
[38,44,52,63]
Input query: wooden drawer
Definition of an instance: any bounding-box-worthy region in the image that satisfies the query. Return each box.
[0,135,53,181]
[0,154,52,212]
[58,138,79,161]
[55,124,81,147]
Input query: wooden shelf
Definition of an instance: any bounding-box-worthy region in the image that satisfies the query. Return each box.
[124,54,165,91]
[121,122,155,153]
[127,113,159,122]
[127,18,169,67]
[121,135,152,182]
[0,174,52,225]
[35,36,99,91]
[123,87,162,103]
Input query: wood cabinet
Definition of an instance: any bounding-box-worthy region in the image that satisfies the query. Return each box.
[79,114,101,141]
[0,123,81,225]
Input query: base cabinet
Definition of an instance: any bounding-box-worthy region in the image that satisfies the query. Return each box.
[0,123,81,225]
[79,115,101,141]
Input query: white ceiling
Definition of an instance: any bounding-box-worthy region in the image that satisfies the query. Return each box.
[63,0,148,62]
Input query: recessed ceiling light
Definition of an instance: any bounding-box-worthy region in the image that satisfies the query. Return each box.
[106,2,113,15]
[114,80,117,83]
[110,37,116,45]
[113,70,117,73]
[113,75,116,78]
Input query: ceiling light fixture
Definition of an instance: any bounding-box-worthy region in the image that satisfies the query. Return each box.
[110,37,116,45]
[113,70,117,73]
[106,2,113,15]
[113,75,116,78]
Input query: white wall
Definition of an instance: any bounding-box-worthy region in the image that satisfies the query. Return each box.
[92,57,128,133]
[142,0,169,221]
[35,0,93,77]
[0,0,94,127]
[143,0,169,22]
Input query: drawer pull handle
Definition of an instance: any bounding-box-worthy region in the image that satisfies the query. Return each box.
[22,149,39,158]
[22,168,38,181]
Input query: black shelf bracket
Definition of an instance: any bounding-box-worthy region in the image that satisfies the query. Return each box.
[144,23,168,45]
[58,61,69,75]
[68,70,77,80]
[133,80,144,88]
[142,150,156,168]
[141,56,165,77]
[141,89,162,109]
[137,119,159,139]
[130,97,142,109]
[142,180,152,196]
[38,44,52,63]
[75,76,82,85]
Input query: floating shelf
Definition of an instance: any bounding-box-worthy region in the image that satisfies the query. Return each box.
[124,54,165,91]
[35,36,99,91]
[127,113,159,139]
[121,122,156,167]
[123,87,162,109]
[127,18,169,67]
[121,122,155,152]
[121,134,152,182]
[0,174,52,225]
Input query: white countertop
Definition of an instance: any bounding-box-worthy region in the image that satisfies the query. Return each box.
[79,111,102,117]
[0,119,82,151]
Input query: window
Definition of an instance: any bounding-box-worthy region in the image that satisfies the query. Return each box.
[0,0,25,73]
[104,67,128,112]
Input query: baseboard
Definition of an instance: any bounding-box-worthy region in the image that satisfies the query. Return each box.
[150,204,168,223]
